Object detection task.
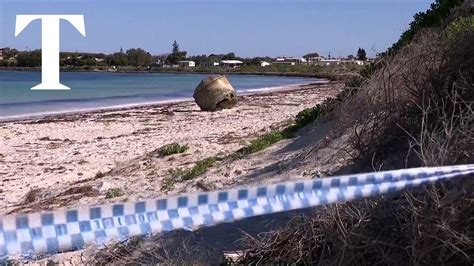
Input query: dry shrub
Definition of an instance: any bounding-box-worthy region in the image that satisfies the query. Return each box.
[239,180,474,265]
[336,17,473,169]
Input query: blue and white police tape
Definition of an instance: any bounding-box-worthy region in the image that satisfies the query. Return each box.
[1,164,473,259]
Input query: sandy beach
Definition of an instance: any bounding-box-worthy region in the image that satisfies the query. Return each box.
[0,82,342,215]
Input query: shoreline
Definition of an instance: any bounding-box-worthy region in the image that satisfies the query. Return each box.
[0,67,356,81]
[0,81,328,123]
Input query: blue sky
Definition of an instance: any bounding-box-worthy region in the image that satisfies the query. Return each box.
[0,0,433,57]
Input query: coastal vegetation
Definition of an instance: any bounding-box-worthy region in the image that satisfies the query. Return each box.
[157,143,189,157]
[165,40,187,65]
[235,98,337,157]
[181,157,217,181]
[105,188,124,199]
[356,47,367,61]
[169,157,218,181]
[160,177,176,192]
[236,131,286,156]
[389,0,465,53]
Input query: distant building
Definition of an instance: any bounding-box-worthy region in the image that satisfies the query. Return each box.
[305,56,325,64]
[150,59,164,67]
[0,48,4,60]
[319,59,341,66]
[178,60,196,68]
[366,58,376,64]
[274,57,306,66]
[221,60,243,68]
[338,59,366,66]
[260,61,271,67]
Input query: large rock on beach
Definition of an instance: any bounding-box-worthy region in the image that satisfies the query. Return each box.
[193,75,238,111]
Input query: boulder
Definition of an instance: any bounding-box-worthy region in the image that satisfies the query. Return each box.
[193,75,238,111]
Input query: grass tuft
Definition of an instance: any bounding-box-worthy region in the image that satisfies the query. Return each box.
[181,157,217,181]
[161,177,176,191]
[168,157,217,181]
[105,188,124,199]
[236,131,286,156]
[157,143,189,157]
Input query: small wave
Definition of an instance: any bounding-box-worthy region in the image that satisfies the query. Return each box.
[0,98,192,122]
[0,80,324,121]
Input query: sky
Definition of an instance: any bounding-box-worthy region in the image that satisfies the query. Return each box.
[0,0,433,58]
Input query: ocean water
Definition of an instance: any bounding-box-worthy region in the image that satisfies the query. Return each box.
[0,71,321,119]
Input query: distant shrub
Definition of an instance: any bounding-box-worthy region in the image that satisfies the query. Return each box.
[105,188,124,199]
[446,15,474,43]
[95,171,106,178]
[294,106,322,128]
[158,143,189,157]
[160,177,176,191]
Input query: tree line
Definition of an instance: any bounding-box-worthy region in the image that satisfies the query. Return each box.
[1,41,369,68]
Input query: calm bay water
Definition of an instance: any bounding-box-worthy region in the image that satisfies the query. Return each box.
[0,71,320,119]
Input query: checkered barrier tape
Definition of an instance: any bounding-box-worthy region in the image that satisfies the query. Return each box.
[1,164,473,259]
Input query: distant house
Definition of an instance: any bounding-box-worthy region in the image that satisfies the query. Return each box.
[319,59,341,66]
[305,56,325,65]
[260,61,271,67]
[303,53,323,64]
[178,60,196,68]
[338,59,366,66]
[274,58,294,66]
[274,57,305,66]
[150,59,164,67]
[221,60,243,68]
[0,48,4,60]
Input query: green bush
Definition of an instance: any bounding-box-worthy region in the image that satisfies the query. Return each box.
[157,143,189,157]
[160,177,176,191]
[237,132,286,156]
[294,106,322,129]
[175,157,217,181]
[446,15,474,43]
[390,0,465,53]
[105,188,124,199]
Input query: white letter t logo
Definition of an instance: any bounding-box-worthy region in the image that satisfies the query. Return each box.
[15,15,86,90]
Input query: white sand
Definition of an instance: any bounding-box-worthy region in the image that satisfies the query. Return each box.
[0,82,341,214]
